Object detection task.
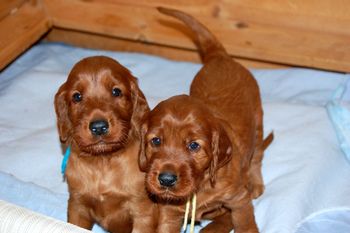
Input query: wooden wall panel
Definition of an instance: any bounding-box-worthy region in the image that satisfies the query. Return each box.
[0,0,27,20]
[45,28,288,69]
[0,0,349,72]
[42,0,350,72]
[0,1,51,70]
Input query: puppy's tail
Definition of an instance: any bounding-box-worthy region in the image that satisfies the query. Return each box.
[262,132,274,151]
[157,7,227,62]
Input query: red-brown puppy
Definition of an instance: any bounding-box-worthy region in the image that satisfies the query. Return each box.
[138,8,273,233]
[54,56,157,233]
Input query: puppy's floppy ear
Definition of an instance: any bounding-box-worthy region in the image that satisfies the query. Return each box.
[54,84,72,143]
[209,123,232,187]
[130,78,150,133]
[138,123,149,172]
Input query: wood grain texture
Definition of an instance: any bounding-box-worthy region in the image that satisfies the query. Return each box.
[42,0,350,72]
[0,0,27,20]
[0,1,51,70]
[45,27,288,69]
[1,0,349,72]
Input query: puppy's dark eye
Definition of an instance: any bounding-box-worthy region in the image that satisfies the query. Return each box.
[72,92,82,103]
[112,87,122,97]
[151,137,161,146]
[188,141,200,152]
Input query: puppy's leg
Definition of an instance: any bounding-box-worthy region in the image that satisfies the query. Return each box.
[68,197,94,230]
[132,215,156,233]
[248,113,265,199]
[229,199,258,233]
[156,205,183,233]
[200,212,233,233]
[132,216,156,233]
[131,203,158,233]
[106,213,133,233]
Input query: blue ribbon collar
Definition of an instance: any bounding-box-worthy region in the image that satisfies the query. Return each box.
[61,146,71,175]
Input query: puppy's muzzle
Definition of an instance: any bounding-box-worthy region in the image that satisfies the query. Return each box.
[89,119,109,136]
[158,172,177,187]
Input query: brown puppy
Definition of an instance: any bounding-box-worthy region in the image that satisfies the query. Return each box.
[54,56,157,233]
[138,8,273,233]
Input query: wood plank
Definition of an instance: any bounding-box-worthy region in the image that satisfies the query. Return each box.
[0,0,27,20]
[45,27,289,69]
[0,1,51,70]
[71,0,350,36]
[80,0,350,19]
[43,0,350,72]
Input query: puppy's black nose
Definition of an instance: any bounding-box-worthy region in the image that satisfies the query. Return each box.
[158,172,177,187]
[89,120,109,136]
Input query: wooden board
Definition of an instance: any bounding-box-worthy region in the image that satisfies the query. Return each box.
[43,0,350,72]
[45,27,288,69]
[0,1,51,70]
[0,0,27,20]
[1,0,349,72]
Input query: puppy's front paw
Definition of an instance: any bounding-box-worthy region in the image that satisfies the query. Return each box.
[249,183,264,199]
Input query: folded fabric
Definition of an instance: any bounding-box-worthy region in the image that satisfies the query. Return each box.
[0,172,106,233]
[0,172,68,221]
[0,200,92,233]
[327,82,350,163]
[1,43,350,233]
[295,208,350,233]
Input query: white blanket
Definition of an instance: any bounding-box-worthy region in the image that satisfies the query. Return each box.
[0,43,350,233]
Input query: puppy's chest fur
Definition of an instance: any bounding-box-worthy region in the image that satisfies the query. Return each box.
[66,143,143,216]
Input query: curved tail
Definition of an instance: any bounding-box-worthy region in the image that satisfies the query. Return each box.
[157,7,227,62]
[262,132,274,151]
